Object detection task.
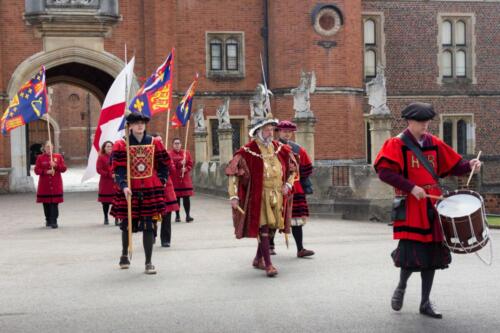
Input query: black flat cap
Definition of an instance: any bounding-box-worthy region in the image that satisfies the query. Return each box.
[126,112,150,123]
[401,102,436,121]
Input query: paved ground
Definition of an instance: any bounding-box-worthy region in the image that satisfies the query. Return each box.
[0,192,499,333]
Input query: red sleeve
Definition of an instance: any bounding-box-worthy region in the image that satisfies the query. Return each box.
[299,147,313,178]
[56,155,67,173]
[185,151,193,172]
[373,137,404,174]
[433,136,463,177]
[34,155,46,175]
[111,140,126,172]
[96,155,110,177]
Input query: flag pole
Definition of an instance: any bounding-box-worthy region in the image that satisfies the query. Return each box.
[165,108,171,145]
[46,91,54,174]
[124,44,133,259]
[181,119,190,178]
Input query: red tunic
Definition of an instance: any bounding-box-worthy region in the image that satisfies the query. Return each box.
[168,149,194,197]
[164,157,179,213]
[34,153,67,203]
[290,144,313,218]
[96,153,115,203]
[374,132,463,243]
[110,135,169,219]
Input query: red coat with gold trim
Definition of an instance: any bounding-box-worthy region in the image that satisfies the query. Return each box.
[168,149,194,197]
[34,153,67,203]
[225,140,297,238]
[374,131,464,243]
[96,153,115,203]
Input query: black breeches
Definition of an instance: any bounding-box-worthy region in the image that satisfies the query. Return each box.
[43,203,59,223]
[176,196,191,217]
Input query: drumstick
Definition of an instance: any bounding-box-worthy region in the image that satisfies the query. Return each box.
[236,206,245,215]
[466,151,482,187]
[425,194,445,201]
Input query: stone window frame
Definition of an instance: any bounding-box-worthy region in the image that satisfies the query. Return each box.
[437,13,477,84]
[206,116,248,160]
[362,13,386,81]
[439,113,475,156]
[206,32,245,80]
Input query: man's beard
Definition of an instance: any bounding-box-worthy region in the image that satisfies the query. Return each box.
[257,131,273,146]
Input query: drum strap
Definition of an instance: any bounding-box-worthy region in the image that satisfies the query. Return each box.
[398,133,441,186]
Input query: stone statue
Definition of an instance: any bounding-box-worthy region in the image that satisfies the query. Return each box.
[194,104,206,132]
[366,65,390,115]
[216,97,232,129]
[292,71,316,119]
[249,83,272,120]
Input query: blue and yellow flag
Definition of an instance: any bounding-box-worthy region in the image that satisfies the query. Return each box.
[171,73,199,128]
[1,66,48,135]
[128,49,174,118]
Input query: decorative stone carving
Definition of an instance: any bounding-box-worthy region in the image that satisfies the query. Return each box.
[292,71,316,119]
[366,65,390,115]
[194,104,206,133]
[249,83,272,119]
[216,97,232,129]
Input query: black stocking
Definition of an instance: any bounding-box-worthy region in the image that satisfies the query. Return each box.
[121,230,128,256]
[398,268,413,290]
[102,203,110,220]
[143,230,155,264]
[184,196,191,217]
[291,225,304,252]
[421,269,435,305]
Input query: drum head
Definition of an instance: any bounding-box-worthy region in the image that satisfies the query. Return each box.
[436,194,482,218]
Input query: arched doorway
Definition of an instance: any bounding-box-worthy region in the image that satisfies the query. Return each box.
[7,47,139,192]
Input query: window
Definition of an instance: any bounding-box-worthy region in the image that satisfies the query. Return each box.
[441,115,474,155]
[206,32,245,79]
[210,39,222,70]
[208,117,247,160]
[363,14,384,80]
[438,15,475,82]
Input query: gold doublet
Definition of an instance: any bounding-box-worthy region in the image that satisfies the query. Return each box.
[258,141,284,229]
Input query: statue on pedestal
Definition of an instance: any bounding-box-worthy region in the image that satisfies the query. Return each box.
[194,104,206,132]
[292,71,316,119]
[366,65,390,115]
[216,97,232,130]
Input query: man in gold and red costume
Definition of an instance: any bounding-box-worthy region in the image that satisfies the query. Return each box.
[226,114,298,277]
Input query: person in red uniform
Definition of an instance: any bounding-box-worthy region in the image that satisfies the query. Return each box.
[96,141,115,225]
[34,141,67,229]
[270,120,315,258]
[374,102,481,319]
[169,138,194,223]
[151,133,179,248]
[110,113,169,275]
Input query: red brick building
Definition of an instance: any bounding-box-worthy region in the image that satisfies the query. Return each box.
[0,1,498,199]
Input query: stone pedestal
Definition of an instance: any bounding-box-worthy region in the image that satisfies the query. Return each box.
[293,117,316,162]
[217,128,234,164]
[367,113,393,164]
[194,130,208,163]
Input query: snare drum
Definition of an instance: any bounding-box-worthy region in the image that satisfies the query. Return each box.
[436,190,489,254]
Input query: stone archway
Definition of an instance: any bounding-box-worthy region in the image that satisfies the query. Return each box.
[7,47,139,192]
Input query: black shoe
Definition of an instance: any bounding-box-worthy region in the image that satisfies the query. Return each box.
[145,263,157,275]
[161,242,170,248]
[114,219,120,226]
[175,217,181,223]
[104,219,109,225]
[51,223,58,229]
[119,255,130,269]
[419,301,443,319]
[186,216,194,223]
[45,221,50,227]
[391,287,405,311]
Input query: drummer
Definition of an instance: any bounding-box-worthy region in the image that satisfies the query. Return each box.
[374,102,481,319]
